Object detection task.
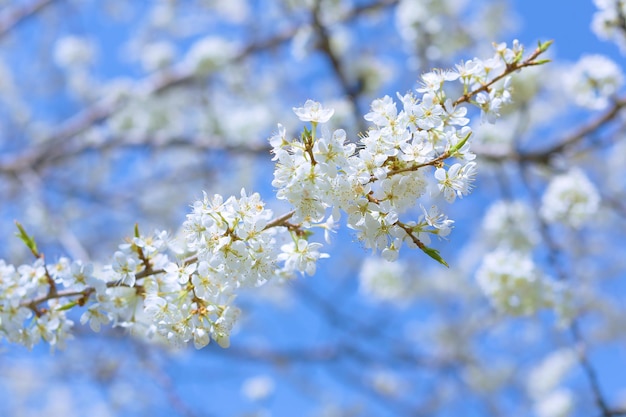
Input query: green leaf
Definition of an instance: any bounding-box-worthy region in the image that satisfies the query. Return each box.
[538,39,554,53]
[420,245,449,268]
[57,301,78,311]
[449,131,472,155]
[15,221,39,257]
[532,59,552,66]
[301,126,311,140]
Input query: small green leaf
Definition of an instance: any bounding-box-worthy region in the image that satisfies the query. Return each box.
[449,131,472,155]
[532,59,552,66]
[301,126,311,140]
[538,39,554,52]
[420,245,449,268]
[57,301,78,311]
[15,221,39,257]
[134,223,140,238]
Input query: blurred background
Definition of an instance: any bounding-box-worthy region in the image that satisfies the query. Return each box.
[0,0,625,416]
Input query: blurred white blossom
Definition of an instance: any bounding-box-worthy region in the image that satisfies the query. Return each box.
[242,375,275,401]
[540,169,600,228]
[476,249,556,316]
[482,200,539,250]
[527,349,577,399]
[534,389,574,417]
[592,0,626,51]
[359,257,412,303]
[141,41,175,72]
[54,36,95,69]
[564,55,623,110]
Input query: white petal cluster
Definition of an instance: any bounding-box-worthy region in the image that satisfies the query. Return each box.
[0,41,538,350]
[482,200,539,251]
[592,0,626,51]
[141,190,276,348]
[564,54,624,110]
[140,189,328,348]
[272,41,520,260]
[241,375,275,401]
[358,257,412,303]
[0,191,332,350]
[141,41,176,72]
[53,36,95,69]
[293,100,335,123]
[476,249,559,316]
[534,389,574,417]
[540,169,600,229]
[0,256,104,349]
[184,36,239,74]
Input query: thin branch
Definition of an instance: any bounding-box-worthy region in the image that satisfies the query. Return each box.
[517,161,618,417]
[478,97,626,164]
[0,0,402,176]
[570,321,613,417]
[452,43,551,107]
[311,0,364,130]
[0,0,56,37]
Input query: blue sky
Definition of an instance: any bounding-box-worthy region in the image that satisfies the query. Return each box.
[513,0,620,60]
[1,1,624,417]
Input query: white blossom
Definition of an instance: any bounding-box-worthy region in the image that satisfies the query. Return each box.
[185,37,238,74]
[592,0,626,51]
[540,169,600,228]
[359,257,412,303]
[527,349,577,399]
[564,54,623,110]
[293,100,335,123]
[534,389,574,417]
[54,36,95,68]
[476,249,557,316]
[278,239,329,276]
[482,200,539,250]
[242,375,275,401]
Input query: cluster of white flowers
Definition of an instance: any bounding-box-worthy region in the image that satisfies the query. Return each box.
[395,0,494,62]
[358,257,411,303]
[241,375,275,402]
[53,35,98,100]
[53,36,95,69]
[184,36,239,74]
[482,200,539,251]
[141,41,176,72]
[564,54,624,110]
[592,0,626,51]
[0,40,549,349]
[0,189,331,349]
[142,189,330,348]
[476,249,564,316]
[273,41,524,261]
[540,169,601,229]
[0,255,107,349]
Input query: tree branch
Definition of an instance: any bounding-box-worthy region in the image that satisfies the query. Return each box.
[0,0,56,38]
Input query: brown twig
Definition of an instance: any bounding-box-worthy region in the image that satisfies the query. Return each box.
[0,0,56,38]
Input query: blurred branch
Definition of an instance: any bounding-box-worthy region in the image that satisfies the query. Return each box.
[0,0,400,176]
[478,97,626,164]
[571,321,614,417]
[136,344,205,417]
[518,161,620,417]
[311,0,365,131]
[0,0,56,37]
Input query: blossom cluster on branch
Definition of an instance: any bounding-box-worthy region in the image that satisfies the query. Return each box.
[0,40,550,350]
